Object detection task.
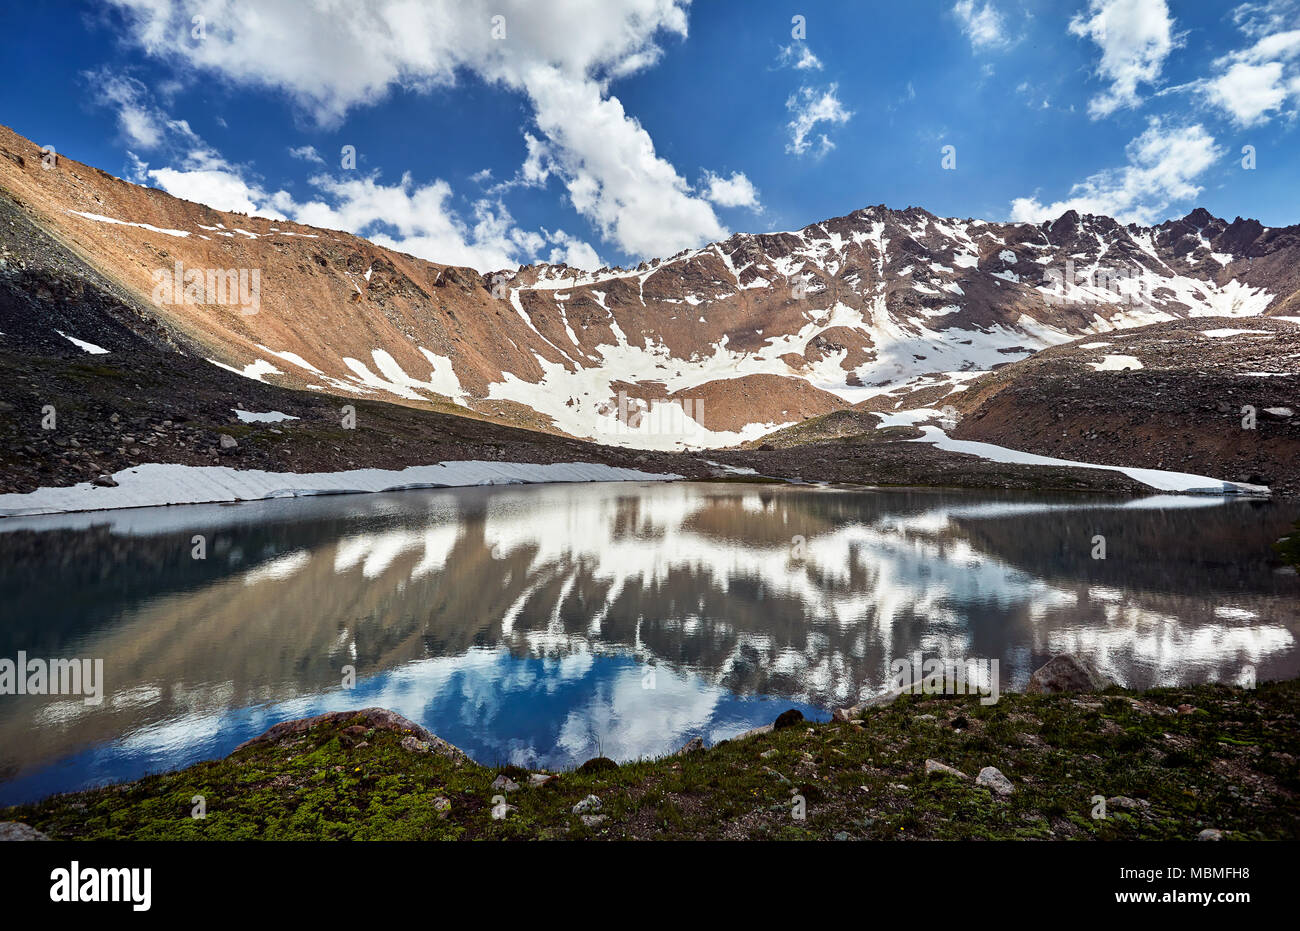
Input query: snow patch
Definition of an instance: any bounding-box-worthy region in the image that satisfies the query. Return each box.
[0,461,683,518]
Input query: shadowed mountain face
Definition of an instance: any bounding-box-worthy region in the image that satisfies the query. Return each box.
[3,124,1297,449]
[1,482,1296,803]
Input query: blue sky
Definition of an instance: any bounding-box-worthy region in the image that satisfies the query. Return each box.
[1,0,1297,272]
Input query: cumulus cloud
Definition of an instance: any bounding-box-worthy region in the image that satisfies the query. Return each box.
[1008,118,1223,225]
[777,42,823,70]
[1200,3,1300,126]
[288,145,326,165]
[1069,0,1179,118]
[545,229,603,269]
[104,0,732,261]
[785,84,853,157]
[699,170,761,210]
[91,72,600,271]
[952,1,1011,50]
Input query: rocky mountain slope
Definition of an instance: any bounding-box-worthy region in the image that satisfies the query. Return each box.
[2,124,1297,455]
[947,317,1300,495]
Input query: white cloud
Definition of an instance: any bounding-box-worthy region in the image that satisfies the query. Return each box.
[785,84,853,157]
[93,73,600,272]
[1069,0,1179,118]
[105,0,733,261]
[1008,118,1223,225]
[545,229,603,270]
[699,170,761,210]
[1201,10,1300,126]
[952,1,1011,50]
[777,42,823,70]
[523,63,725,257]
[87,70,174,149]
[288,145,326,165]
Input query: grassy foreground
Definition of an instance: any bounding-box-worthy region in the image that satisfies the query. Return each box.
[6,681,1299,840]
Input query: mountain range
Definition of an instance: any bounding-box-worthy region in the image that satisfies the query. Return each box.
[1,123,1296,497]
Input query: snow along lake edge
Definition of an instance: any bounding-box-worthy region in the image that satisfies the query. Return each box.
[0,461,684,518]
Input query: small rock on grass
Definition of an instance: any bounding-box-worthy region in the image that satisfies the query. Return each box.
[580,815,607,828]
[976,766,1014,796]
[675,736,704,755]
[528,773,555,787]
[924,759,969,779]
[1197,828,1224,841]
[491,775,521,793]
[1106,796,1149,811]
[572,795,602,815]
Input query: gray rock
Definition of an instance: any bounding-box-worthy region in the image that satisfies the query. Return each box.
[976,766,1014,796]
[91,473,118,487]
[1027,653,1111,694]
[580,814,607,828]
[1106,795,1149,811]
[675,736,705,755]
[491,775,521,793]
[432,796,451,814]
[572,794,602,815]
[528,773,555,787]
[219,433,238,449]
[924,759,969,779]
[832,683,911,721]
[400,735,429,753]
[1197,828,1224,841]
[0,822,49,841]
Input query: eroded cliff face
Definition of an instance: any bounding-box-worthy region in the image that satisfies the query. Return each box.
[2,123,1296,450]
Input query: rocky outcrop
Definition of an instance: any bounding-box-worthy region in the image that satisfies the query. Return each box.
[0,821,49,841]
[1026,654,1112,694]
[234,707,469,763]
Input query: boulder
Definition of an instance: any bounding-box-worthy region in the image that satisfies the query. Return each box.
[924,759,968,779]
[0,822,49,841]
[773,709,805,730]
[1027,654,1111,694]
[572,795,602,815]
[675,736,704,755]
[577,756,618,774]
[976,766,1014,796]
[491,775,521,793]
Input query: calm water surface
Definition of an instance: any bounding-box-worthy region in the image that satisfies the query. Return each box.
[1,482,1297,804]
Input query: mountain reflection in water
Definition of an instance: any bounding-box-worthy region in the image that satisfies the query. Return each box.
[1,482,1297,803]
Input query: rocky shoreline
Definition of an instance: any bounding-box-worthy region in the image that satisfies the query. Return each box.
[4,655,1296,841]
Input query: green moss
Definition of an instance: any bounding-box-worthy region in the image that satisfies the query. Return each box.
[5,680,1298,840]
[1272,521,1300,570]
